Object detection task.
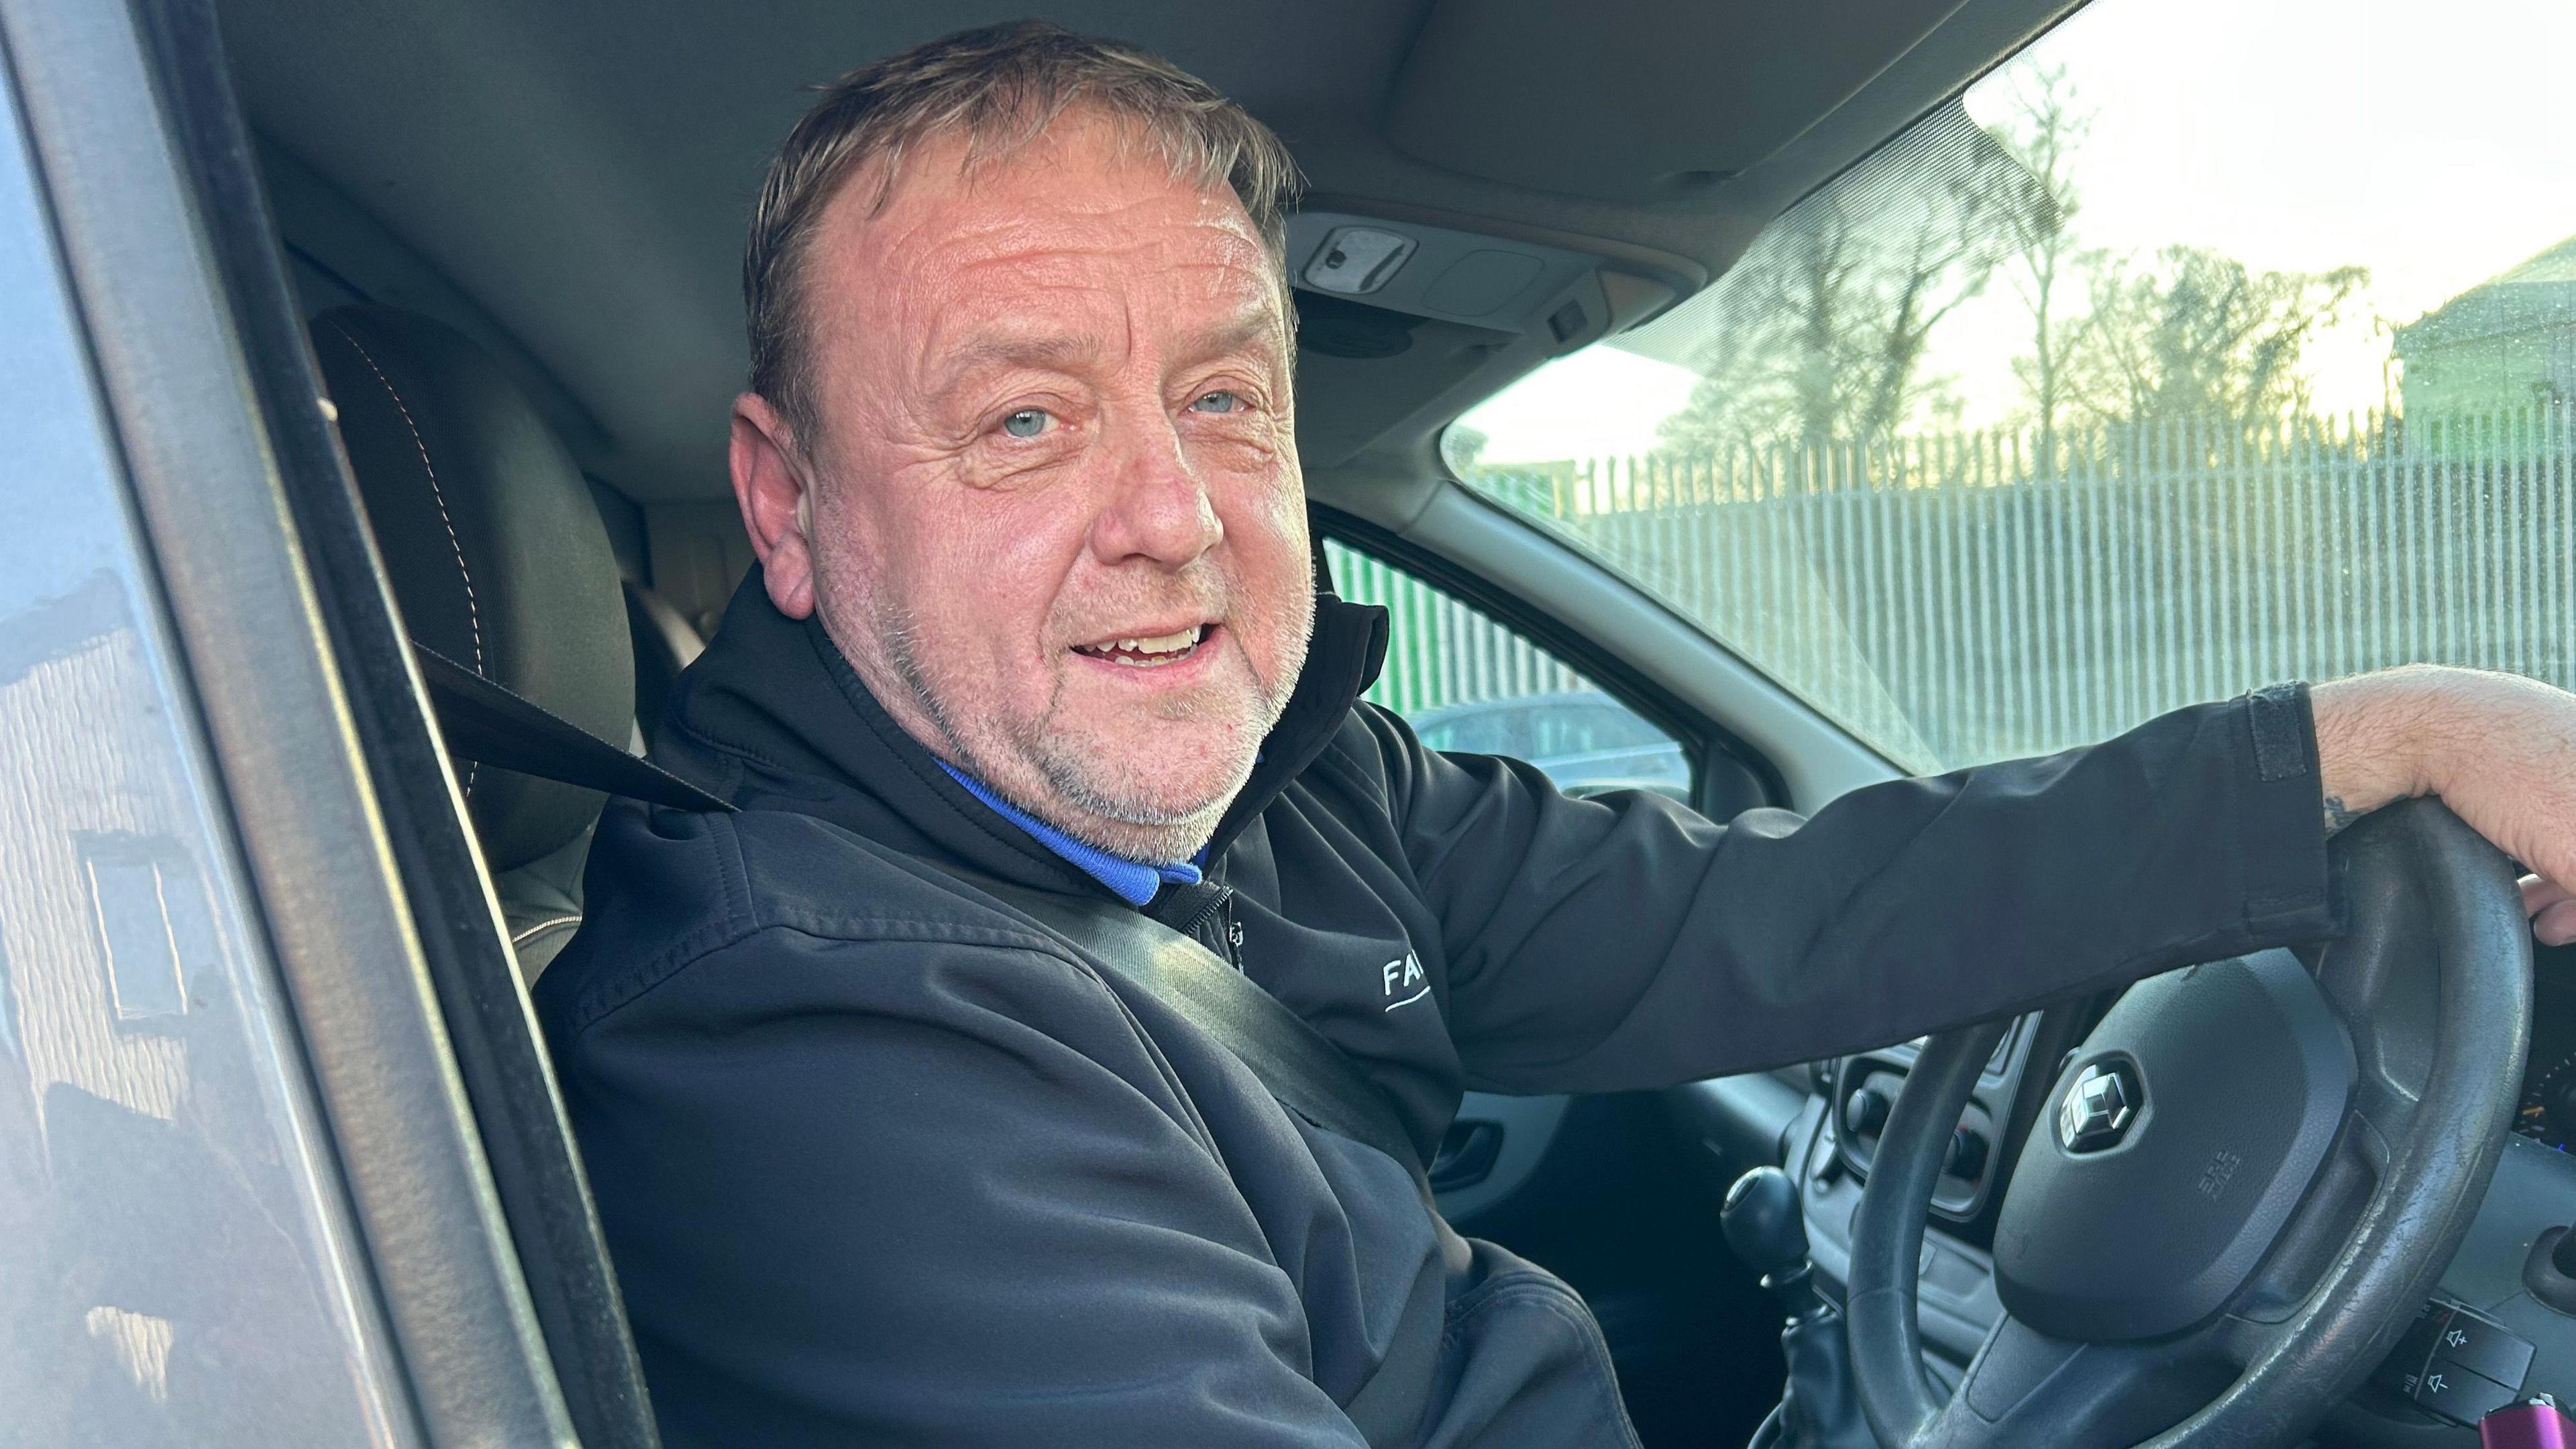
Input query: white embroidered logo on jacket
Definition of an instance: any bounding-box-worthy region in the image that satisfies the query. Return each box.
[1380,953,1429,1012]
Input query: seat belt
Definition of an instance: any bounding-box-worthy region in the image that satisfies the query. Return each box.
[931,863,1431,1197]
[413,643,730,812]
[928,862,1444,1448]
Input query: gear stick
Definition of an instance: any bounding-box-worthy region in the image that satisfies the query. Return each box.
[1723,1167,1825,1321]
[1724,1167,1878,1449]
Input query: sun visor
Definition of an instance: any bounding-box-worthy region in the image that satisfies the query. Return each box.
[1383,0,1969,203]
[1285,210,1681,468]
[1287,210,1673,347]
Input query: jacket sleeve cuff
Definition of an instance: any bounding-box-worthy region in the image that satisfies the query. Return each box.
[2235,682,2340,942]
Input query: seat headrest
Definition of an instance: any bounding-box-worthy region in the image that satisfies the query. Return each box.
[312,306,634,871]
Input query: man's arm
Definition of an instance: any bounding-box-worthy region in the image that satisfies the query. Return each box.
[1368,686,2339,1095]
[2312,665,2576,945]
[1381,665,2576,1093]
[1386,666,2576,1097]
[551,928,1374,1448]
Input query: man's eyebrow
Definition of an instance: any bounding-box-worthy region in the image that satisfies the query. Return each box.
[928,308,1285,392]
[1173,309,1289,372]
[930,329,1106,388]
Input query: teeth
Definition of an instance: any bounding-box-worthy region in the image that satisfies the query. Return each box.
[1077,625,1206,664]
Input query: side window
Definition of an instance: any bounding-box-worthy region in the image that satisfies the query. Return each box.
[1322,539,1693,804]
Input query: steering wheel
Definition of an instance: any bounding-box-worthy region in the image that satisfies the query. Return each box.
[1847,798,2532,1449]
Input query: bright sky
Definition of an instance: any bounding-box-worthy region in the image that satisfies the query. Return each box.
[1460,0,2576,464]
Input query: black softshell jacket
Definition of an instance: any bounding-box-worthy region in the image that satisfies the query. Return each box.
[535,572,2339,1448]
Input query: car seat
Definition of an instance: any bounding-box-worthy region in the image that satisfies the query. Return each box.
[310,304,694,978]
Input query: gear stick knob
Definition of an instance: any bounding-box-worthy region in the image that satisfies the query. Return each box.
[1723,1167,1807,1277]
[1724,1167,1823,1320]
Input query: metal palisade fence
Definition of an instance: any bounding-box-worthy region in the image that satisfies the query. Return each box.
[1363,407,2576,773]
[1323,539,1592,718]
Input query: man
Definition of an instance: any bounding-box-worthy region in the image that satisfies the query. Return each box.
[535,21,2576,1448]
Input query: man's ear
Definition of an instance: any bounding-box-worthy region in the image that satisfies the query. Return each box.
[731,392,818,619]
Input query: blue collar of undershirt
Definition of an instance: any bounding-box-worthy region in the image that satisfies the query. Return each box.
[936,761,1203,908]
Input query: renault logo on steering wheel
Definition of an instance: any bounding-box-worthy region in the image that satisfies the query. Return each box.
[2056,1061,2141,1153]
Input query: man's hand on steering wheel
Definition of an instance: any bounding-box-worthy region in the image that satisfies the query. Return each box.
[2314,665,2576,943]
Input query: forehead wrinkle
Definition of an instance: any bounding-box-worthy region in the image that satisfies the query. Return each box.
[828,130,1287,413]
[909,214,1267,296]
[1170,304,1289,374]
[884,205,1252,334]
[857,144,1271,282]
[916,250,1276,391]
[924,323,1110,395]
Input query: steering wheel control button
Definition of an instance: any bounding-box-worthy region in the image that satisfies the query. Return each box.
[2055,1061,2139,1153]
[2430,1307,2534,1392]
[1943,1127,1988,1180]
[1841,1085,1889,1138]
[1992,952,2357,1341]
[2414,1360,2521,1425]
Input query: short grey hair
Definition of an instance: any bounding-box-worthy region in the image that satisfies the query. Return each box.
[743,20,1303,449]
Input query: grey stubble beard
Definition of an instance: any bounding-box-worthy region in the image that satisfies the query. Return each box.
[865,579,1312,865]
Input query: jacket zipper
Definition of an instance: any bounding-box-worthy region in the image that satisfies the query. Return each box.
[1165,882,1243,972]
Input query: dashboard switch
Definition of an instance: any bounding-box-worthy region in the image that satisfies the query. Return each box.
[2432,1309,2535,1394]
[1944,1128,1990,1181]
[2373,1299,2537,1417]
[2416,1361,2522,1426]
[1842,1087,1890,1137]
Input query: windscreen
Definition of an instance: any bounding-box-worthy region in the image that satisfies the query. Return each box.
[1447,0,2576,771]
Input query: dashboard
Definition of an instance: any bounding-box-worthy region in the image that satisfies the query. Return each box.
[1667,941,2576,1446]
[2512,965,2576,1150]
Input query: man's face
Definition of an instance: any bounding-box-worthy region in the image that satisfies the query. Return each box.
[735,114,1313,862]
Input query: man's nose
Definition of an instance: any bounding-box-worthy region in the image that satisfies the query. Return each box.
[1087,413,1223,568]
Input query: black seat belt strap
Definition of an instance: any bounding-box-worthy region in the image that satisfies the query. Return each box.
[413,643,731,812]
[931,864,1443,1447]
[937,864,1431,1197]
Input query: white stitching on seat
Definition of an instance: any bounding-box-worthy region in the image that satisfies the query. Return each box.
[510,914,581,947]
[327,319,486,794]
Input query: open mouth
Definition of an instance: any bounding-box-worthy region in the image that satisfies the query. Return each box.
[1070,623,1214,668]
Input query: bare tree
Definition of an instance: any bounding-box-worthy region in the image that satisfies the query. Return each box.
[2072,246,2368,440]
[1986,62,2098,476]
[1849,138,2058,440]
[1656,101,2051,458]
[1655,193,1867,460]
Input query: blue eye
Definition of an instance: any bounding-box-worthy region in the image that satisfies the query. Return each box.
[1001,408,1051,438]
[1191,391,1242,414]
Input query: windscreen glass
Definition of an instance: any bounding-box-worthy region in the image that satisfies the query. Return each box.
[1447,0,2576,771]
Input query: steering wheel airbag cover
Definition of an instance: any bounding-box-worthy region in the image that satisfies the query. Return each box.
[1994,951,2355,1340]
